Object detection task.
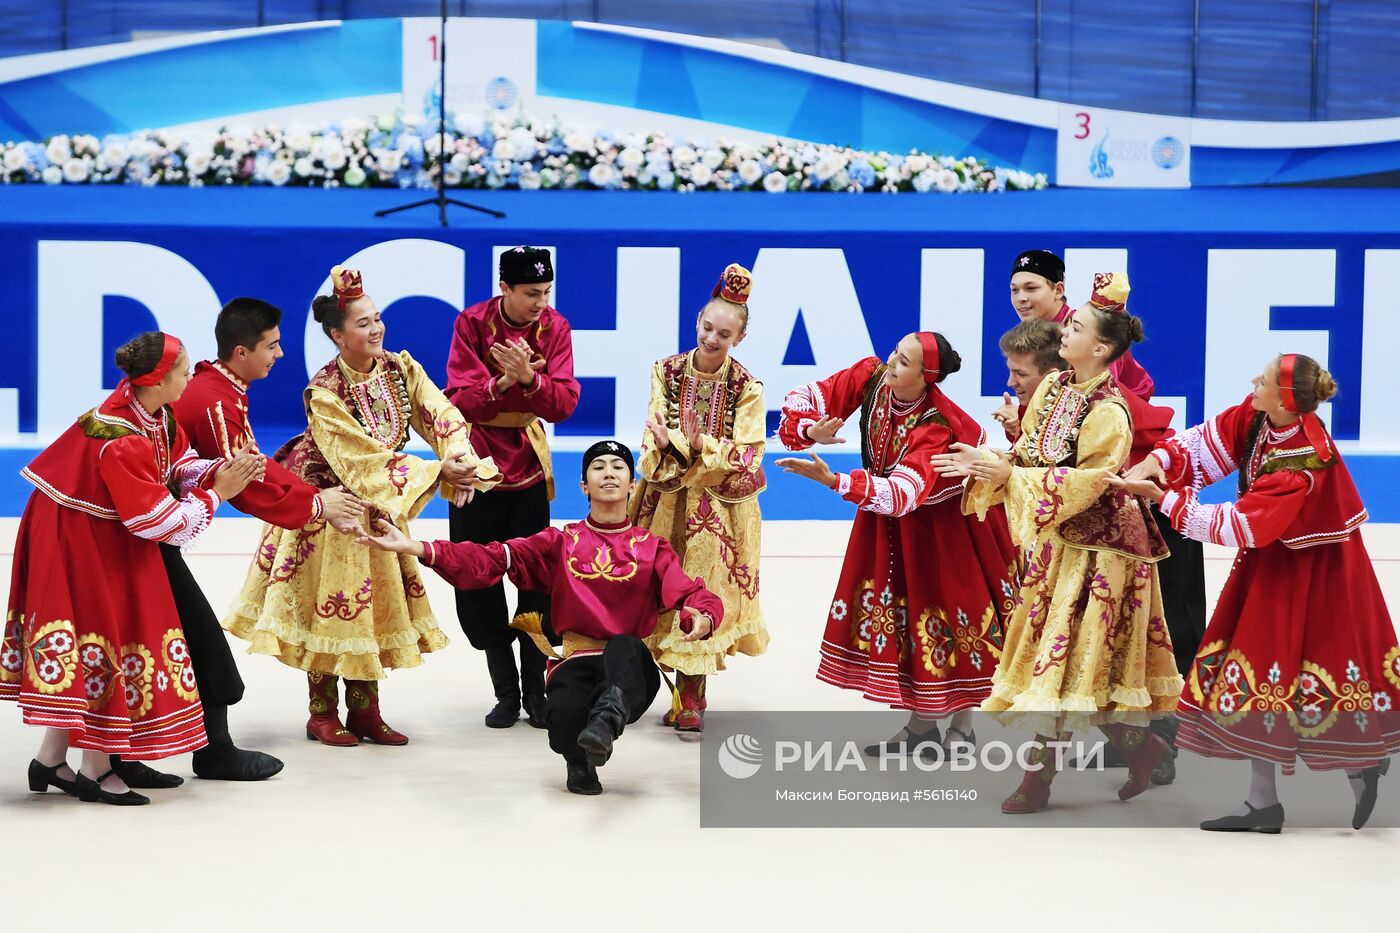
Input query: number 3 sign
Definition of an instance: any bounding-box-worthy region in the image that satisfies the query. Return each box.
[1056,104,1192,188]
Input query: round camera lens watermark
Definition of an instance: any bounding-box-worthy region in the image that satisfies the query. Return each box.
[718,733,764,779]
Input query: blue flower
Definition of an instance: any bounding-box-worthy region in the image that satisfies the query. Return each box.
[479,127,496,149]
[849,158,876,188]
[23,142,49,171]
[368,131,389,150]
[547,135,566,155]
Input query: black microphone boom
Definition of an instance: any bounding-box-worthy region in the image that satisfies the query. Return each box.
[375,0,505,225]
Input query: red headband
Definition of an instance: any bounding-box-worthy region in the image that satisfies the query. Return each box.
[130,334,182,386]
[916,332,942,385]
[1277,354,1299,413]
[1276,353,1333,463]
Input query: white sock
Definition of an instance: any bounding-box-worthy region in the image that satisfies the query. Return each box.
[1233,759,1279,815]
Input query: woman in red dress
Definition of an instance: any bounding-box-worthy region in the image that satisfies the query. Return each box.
[776,332,1019,753]
[2,332,260,805]
[1118,353,1400,832]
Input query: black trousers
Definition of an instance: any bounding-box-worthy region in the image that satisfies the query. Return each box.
[544,636,659,765]
[160,544,243,708]
[1148,506,1207,749]
[449,483,553,650]
[1151,506,1208,679]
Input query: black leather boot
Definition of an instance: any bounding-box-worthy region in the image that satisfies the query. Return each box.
[521,641,548,730]
[577,685,629,767]
[483,646,522,729]
[192,703,285,781]
[566,760,603,795]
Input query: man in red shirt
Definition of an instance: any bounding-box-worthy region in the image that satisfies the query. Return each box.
[445,247,580,729]
[1010,249,1155,400]
[358,440,722,795]
[168,297,365,781]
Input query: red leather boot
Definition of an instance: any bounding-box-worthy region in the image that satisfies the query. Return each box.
[344,680,409,746]
[1001,736,1063,814]
[305,673,358,747]
[1101,723,1167,801]
[674,673,707,732]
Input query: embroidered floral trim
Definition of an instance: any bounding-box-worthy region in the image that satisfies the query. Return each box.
[316,578,374,621]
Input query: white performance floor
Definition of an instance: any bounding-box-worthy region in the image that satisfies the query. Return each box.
[3,517,1399,930]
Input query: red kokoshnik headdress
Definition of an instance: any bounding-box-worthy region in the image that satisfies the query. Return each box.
[1277,353,1334,463]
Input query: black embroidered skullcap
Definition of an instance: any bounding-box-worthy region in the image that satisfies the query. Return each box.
[1011,249,1065,283]
[581,440,634,479]
[500,246,554,285]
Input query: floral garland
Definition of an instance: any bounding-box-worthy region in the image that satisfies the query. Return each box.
[0,110,1047,194]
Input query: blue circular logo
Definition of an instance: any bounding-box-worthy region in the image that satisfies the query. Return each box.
[485,77,517,111]
[1152,135,1185,170]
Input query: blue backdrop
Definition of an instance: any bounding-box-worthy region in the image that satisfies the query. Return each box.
[2,184,1397,520]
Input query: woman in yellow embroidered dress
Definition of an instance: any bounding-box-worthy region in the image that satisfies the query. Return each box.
[935,272,1182,814]
[630,263,769,732]
[225,267,499,746]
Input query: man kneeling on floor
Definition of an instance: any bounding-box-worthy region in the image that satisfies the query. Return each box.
[358,440,722,794]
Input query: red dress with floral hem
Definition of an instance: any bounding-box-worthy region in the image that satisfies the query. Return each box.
[1156,396,1400,771]
[780,358,1020,715]
[1,384,220,758]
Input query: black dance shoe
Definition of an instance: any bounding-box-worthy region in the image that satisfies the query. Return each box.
[863,724,941,758]
[1351,758,1391,830]
[27,759,79,797]
[566,761,603,795]
[193,742,285,782]
[577,686,629,768]
[1200,801,1284,834]
[109,755,183,789]
[76,770,150,806]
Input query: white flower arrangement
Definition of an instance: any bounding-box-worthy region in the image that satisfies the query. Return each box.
[0,111,1049,194]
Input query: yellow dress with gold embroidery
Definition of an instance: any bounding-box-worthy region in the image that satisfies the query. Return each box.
[224,350,499,680]
[629,351,768,675]
[965,370,1182,733]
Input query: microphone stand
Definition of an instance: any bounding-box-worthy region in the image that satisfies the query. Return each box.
[375,0,505,225]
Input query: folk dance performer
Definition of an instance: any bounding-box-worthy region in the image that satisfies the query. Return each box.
[445,247,581,729]
[936,273,1182,814]
[358,442,723,795]
[225,267,499,746]
[163,297,368,780]
[1117,354,1400,832]
[1002,252,1201,785]
[776,332,1019,755]
[1008,249,1154,399]
[4,332,261,805]
[631,263,769,733]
